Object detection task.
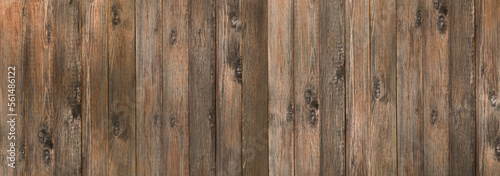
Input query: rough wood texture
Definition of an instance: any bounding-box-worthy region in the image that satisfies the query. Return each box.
[188,0,216,175]
[25,0,55,175]
[0,0,26,175]
[293,0,320,175]
[163,0,189,175]
[216,0,242,175]
[423,0,450,175]
[476,0,500,175]
[268,0,294,175]
[319,0,345,174]
[108,0,136,175]
[136,0,163,175]
[53,0,82,175]
[397,0,424,175]
[82,0,108,175]
[346,0,370,174]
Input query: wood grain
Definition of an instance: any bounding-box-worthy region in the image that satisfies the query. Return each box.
[136,0,163,175]
[293,0,320,175]
[188,0,216,175]
[108,0,136,175]
[268,0,294,175]
[476,0,500,175]
[396,0,424,175]
[319,0,345,174]
[82,0,108,175]
[0,0,26,175]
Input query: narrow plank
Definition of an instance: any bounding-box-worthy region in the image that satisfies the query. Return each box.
[422,0,450,174]
[81,0,108,175]
[476,0,500,175]
[136,0,163,174]
[163,0,189,174]
[268,0,294,174]
[53,0,82,174]
[108,0,136,175]
[449,0,476,175]
[345,0,370,174]
[319,0,345,174]
[370,0,398,174]
[25,0,55,175]
[396,0,424,175]
[241,0,268,175]
[293,0,319,175]
[0,0,26,175]
[188,0,216,174]
[216,0,242,174]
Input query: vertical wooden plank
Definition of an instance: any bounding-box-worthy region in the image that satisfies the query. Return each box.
[0,0,26,175]
[108,0,136,174]
[268,0,294,175]
[422,0,449,175]
[476,0,500,175]
[163,0,189,175]
[319,0,345,174]
[53,0,82,174]
[293,0,319,175]
[81,0,108,175]
[136,0,163,174]
[188,0,216,174]
[241,0,268,175]
[396,0,424,175]
[449,0,476,175]
[345,0,370,174]
[370,0,397,174]
[26,0,54,175]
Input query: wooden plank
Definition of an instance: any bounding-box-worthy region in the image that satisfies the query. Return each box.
[293,0,319,175]
[53,0,82,175]
[0,0,26,175]
[25,0,55,175]
[396,0,424,175]
[216,0,242,175]
[241,0,268,175]
[268,0,294,175]
[319,0,345,174]
[81,0,108,175]
[449,0,476,175]
[345,0,370,174]
[136,0,163,174]
[476,0,500,175]
[370,0,397,174]
[422,0,450,174]
[188,0,216,174]
[108,0,136,175]
[163,0,189,174]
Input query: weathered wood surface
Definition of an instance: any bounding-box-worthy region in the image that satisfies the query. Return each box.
[1,0,498,175]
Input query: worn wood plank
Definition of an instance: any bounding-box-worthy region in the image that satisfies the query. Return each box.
[370,0,398,174]
[136,0,163,174]
[188,0,216,175]
[0,0,26,175]
[319,0,345,174]
[25,0,54,175]
[108,0,136,175]
[449,0,476,175]
[268,0,294,175]
[81,0,108,175]
[293,0,319,175]
[476,0,500,175]
[216,0,242,175]
[163,0,189,175]
[396,0,424,175]
[345,0,370,174]
[422,0,450,174]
